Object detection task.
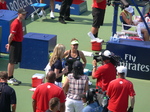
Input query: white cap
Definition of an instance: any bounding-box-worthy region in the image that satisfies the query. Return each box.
[103,50,112,58]
[117,66,127,76]
[125,6,134,13]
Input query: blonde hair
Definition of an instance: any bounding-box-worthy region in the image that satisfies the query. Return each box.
[50,44,65,66]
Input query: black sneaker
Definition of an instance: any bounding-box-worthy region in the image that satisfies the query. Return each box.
[65,17,74,21]
[59,18,66,24]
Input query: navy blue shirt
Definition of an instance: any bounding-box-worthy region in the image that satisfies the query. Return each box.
[0,82,16,112]
[82,102,103,112]
[51,59,63,82]
[45,109,52,112]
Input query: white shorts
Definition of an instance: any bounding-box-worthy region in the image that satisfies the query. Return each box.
[65,98,84,112]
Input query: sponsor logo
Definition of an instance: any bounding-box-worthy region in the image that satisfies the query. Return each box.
[6,0,33,11]
[120,54,150,72]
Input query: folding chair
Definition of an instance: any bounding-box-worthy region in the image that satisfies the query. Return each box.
[31,3,47,19]
[120,15,138,35]
[119,16,144,41]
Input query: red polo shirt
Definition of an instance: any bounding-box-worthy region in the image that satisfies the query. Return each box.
[92,0,107,9]
[107,78,136,112]
[10,18,23,42]
[93,63,116,91]
[32,82,66,112]
[0,1,7,9]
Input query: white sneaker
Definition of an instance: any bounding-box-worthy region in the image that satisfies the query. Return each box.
[8,78,20,86]
[95,38,104,43]
[87,32,96,40]
[50,11,55,19]
[38,10,44,16]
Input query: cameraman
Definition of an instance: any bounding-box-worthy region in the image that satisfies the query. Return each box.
[81,90,103,112]
[92,50,116,91]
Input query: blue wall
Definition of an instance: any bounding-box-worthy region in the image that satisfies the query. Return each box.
[5,0,50,18]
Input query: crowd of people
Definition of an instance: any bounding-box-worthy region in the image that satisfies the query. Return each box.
[0,49,136,112]
[3,0,150,112]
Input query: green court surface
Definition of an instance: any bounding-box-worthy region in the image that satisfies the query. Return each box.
[0,1,150,112]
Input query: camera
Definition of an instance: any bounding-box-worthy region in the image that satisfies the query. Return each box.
[110,54,122,66]
[86,87,108,107]
[93,53,102,63]
[93,50,122,67]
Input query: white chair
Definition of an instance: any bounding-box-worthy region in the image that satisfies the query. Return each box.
[120,15,138,35]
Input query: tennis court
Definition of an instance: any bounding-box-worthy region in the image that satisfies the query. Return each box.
[0,0,150,111]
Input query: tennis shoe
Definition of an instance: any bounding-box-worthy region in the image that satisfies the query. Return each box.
[8,78,21,86]
[38,10,44,16]
[50,11,55,19]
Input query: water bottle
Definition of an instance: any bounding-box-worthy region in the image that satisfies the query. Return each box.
[31,13,34,21]
[110,36,113,42]
[102,96,107,107]
[113,34,119,43]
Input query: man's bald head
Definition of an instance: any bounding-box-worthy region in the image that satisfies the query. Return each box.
[46,71,56,83]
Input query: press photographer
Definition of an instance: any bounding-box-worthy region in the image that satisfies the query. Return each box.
[81,88,103,112]
[92,50,117,92]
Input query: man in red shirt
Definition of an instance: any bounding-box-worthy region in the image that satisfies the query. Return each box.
[32,71,66,112]
[107,66,136,112]
[92,50,116,91]
[88,0,107,40]
[0,0,7,9]
[5,8,27,85]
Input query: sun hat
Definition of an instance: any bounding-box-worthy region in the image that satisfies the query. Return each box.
[125,6,134,13]
[71,40,79,45]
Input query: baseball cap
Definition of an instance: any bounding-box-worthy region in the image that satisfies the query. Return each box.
[125,6,134,13]
[116,66,127,74]
[71,40,79,45]
[18,8,27,14]
[72,61,83,69]
[102,50,112,58]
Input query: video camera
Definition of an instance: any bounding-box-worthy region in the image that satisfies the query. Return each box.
[93,50,122,67]
[86,87,108,108]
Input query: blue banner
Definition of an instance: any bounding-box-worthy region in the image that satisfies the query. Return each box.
[106,39,150,80]
[5,0,50,17]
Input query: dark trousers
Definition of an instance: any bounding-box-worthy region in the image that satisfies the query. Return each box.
[59,0,73,18]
